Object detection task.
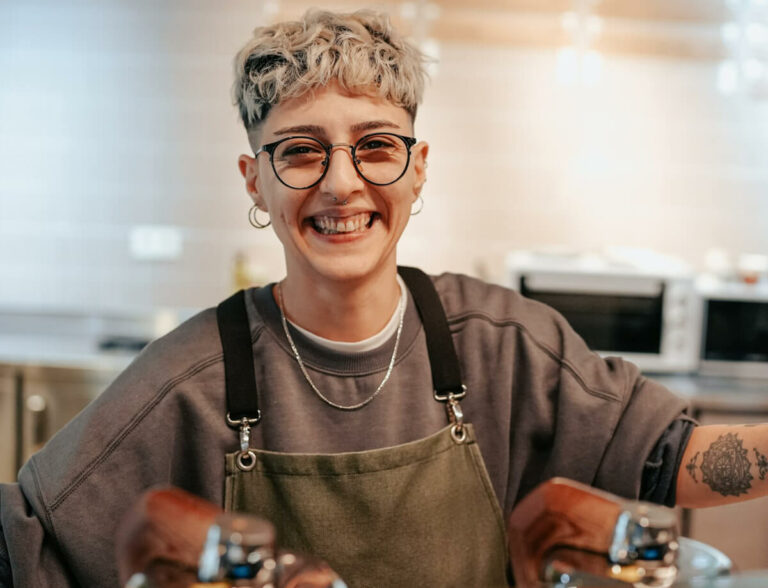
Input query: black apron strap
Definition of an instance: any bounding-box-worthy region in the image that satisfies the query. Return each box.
[216,268,465,425]
[216,290,261,423]
[397,266,466,399]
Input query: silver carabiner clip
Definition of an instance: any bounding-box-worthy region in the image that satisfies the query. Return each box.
[239,417,251,453]
[446,393,467,444]
[237,418,257,470]
[226,412,261,472]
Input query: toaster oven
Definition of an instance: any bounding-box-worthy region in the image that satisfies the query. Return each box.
[508,249,701,374]
[697,278,768,378]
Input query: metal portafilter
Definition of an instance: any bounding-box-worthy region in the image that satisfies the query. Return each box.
[195,512,277,586]
[195,512,344,588]
[116,487,345,588]
[507,478,680,588]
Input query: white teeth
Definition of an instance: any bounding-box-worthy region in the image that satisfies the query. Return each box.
[313,212,373,235]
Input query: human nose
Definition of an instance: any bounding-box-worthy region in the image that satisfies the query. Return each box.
[318,144,365,199]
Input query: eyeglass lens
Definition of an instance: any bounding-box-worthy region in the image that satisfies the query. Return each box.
[271,133,410,189]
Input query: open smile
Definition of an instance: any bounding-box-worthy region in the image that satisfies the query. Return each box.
[309,212,379,235]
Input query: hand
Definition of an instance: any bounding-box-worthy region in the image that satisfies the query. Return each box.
[115,486,345,587]
[115,486,220,587]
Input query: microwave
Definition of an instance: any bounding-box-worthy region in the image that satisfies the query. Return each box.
[697,278,768,378]
[507,250,701,373]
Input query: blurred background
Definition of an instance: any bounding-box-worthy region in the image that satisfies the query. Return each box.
[3,0,768,573]
[2,0,768,310]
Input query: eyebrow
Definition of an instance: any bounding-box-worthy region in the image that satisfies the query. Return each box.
[350,120,401,133]
[271,120,401,137]
[272,124,325,137]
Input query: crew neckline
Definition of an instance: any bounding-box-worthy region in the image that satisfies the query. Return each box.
[287,275,407,353]
[248,276,423,377]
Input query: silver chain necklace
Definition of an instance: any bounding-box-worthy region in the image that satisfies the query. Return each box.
[277,282,406,411]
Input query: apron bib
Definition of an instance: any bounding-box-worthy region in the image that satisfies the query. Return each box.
[217,267,509,587]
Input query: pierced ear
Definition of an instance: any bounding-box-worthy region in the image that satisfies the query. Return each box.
[412,141,429,192]
[413,180,426,200]
[238,154,263,207]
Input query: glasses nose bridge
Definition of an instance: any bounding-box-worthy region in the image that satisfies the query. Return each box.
[320,143,363,191]
[324,142,358,164]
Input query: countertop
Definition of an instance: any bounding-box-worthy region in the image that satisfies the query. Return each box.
[647,374,768,413]
[2,303,767,410]
[0,305,197,374]
[0,333,138,373]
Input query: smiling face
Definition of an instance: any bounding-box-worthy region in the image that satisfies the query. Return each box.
[238,83,428,289]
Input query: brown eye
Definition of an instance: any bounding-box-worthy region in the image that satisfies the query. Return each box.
[275,138,326,165]
[358,135,397,151]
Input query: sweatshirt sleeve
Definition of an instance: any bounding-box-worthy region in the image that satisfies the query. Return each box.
[593,374,692,500]
[0,478,78,587]
[641,416,698,507]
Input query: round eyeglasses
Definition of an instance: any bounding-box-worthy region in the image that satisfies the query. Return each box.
[254,132,418,190]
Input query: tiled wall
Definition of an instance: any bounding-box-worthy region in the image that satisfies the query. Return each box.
[2,0,768,311]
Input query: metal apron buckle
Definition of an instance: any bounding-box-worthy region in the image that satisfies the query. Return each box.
[434,386,468,444]
[226,411,261,471]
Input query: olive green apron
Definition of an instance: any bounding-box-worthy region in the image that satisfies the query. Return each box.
[216,267,509,587]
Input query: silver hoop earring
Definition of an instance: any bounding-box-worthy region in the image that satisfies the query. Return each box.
[411,195,424,216]
[248,204,271,229]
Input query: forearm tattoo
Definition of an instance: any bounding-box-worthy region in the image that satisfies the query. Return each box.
[685,433,757,497]
[755,448,768,481]
[685,451,700,483]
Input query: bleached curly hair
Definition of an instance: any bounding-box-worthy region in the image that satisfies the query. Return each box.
[232,9,428,131]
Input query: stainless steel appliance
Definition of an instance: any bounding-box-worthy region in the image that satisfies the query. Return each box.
[697,278,768,378]
[0,364,116,483]
[0,305,189,483]
[19,365,115,467]
[508,248,701,373]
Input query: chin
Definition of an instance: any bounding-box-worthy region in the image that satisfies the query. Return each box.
[307,256,395,285]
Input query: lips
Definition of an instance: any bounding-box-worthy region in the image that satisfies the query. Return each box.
[310,212,378,235]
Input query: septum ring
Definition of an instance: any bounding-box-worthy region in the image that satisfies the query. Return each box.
[332,196,349,205]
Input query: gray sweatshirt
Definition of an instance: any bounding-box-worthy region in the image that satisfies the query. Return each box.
[0,272,691,587]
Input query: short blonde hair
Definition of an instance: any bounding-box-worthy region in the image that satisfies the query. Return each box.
[232,9,428,130]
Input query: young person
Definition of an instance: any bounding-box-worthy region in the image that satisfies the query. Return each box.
[1,10,765,587]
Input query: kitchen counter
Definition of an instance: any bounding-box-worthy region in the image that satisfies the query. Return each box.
[650,374,768,414]
[1,319,767,410]
[2,300,767,417]
[0,305,198,373]
[0,333,137,373]
[0,303,198,484]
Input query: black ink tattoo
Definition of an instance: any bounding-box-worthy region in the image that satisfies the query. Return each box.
[686,451,700,483]
[754,448,768,481]
[700,433,753,497]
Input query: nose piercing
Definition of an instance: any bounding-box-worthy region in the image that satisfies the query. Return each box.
[332,196,349,205]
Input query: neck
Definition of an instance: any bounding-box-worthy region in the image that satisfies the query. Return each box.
[275,268,401,342]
